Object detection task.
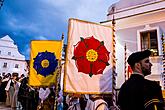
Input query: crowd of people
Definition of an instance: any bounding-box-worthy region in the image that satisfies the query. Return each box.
[65,94,110,110]
[0,50,164,110]
[0,72,111,110]
[0,73,64,110]
[0,73,37,110]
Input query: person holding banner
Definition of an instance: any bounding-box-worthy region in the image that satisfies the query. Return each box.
[118,50,164,110]
[66,94,81,110]
[38,87,51,110]
[85,94,109,110]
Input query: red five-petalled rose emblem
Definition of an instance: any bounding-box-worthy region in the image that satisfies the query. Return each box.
[72,36,110,77]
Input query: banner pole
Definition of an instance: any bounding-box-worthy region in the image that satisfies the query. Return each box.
[54,33,64,110]
[124,43,127,81]
[161,33,165,89]
[111,6,120,110]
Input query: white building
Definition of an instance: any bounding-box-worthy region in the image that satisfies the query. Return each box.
[101,0,165,89]
[0,35,28,77]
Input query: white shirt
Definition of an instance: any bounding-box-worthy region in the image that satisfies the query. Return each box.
[5,79,14,91]
[39,87,50,103]
[85,98,109,110]
[94,99,109,110]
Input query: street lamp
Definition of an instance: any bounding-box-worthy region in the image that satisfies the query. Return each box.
[0,0,4,10]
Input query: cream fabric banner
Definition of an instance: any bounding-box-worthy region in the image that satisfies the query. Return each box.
[64,18,113,94]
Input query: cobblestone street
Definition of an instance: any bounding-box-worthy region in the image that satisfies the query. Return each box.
[0,103,11,110]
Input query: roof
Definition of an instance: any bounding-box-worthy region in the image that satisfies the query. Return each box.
[108,0,160,14]
[0,35,25,60]
[1,35,14,42]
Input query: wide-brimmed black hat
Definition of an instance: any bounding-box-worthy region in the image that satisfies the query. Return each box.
[127,50,151,67]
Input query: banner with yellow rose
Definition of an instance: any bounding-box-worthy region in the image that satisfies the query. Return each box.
[64,18,113,94]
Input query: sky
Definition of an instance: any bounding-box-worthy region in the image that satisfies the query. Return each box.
[0,0,118,60]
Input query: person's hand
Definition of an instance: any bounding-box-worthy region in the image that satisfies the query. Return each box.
[57,96,63,103]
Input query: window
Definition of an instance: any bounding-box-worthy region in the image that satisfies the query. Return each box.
[140,30,158,56]
[15,64,19,68]
[0,50,1,54]
[3,63,7,68]
[8,52,11,56]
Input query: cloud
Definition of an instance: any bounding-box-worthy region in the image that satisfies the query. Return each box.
[41,0,117,22]
[35,36,48,40]
[0,0,118,59]
[22,44,30,60]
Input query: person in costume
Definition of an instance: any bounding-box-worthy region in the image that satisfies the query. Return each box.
[118,50,164,110]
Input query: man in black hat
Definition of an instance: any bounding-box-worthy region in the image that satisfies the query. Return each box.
[118,50,164,110]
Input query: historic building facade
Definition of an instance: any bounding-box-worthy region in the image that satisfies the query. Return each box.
[101,0,165,89]
[0,35,28,77]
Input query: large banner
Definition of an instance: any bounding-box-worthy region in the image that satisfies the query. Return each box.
[29,40,62,86]
[64,18,113,94]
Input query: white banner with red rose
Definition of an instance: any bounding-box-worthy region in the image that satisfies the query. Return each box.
[64,18,113,94]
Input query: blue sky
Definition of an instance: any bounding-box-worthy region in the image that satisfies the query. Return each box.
[0,0,118,60]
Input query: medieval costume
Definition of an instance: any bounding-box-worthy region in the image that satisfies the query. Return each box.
[118,74,164,110]
[66,94,81,110]
[18,77,39,110]
[118,50,164,110]
[85,95,109,110]
[38,87,51,110]
[5,79,15,107]
[0,77,8,103]
[12,80,21,109]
